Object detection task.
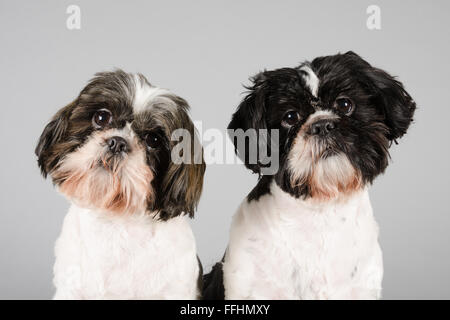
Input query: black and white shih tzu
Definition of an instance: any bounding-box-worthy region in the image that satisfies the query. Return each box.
[36,70,205,299]
[203,51,415,300]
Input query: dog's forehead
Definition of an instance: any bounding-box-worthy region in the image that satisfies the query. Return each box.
[298,57,363,105]
[82,71,172,116]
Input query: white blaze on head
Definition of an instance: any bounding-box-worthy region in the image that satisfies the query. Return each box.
[299,64,319,98]
[132,74,171,113]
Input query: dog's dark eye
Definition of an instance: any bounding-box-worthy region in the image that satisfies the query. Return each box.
[93,109,112,128]
[145,133,161,149]
[334,98,354,115]
[282,111,301,126]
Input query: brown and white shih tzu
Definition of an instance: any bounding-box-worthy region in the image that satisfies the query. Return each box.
[36,70,205,299]
[203,52,415,300]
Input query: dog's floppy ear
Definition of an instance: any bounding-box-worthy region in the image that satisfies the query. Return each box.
[158,156,205,220]
[35,101,76,177]
[153,97,206,220]
[228,72,269,174]
[366,67,416,141]
[345,51,416,141]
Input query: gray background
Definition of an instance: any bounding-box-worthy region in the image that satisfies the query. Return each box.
[0,0,449,299]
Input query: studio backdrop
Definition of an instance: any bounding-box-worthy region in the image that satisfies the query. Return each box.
[0,0,449,299]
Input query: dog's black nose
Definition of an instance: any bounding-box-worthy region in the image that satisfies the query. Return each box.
[107,136,129,154]
[310,119,336,136]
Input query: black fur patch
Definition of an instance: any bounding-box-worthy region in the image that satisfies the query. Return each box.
[197,256,204,298]
[247,175,273,202]
[202,258,225,300]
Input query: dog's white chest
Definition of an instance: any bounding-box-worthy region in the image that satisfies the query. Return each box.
[53,205,200,299]
[224,184,383,299]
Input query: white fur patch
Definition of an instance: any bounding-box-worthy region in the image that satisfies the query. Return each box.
[223,182,383,299]
[299,64,320,98]
[133,74,171,113]
[53,205,200,299]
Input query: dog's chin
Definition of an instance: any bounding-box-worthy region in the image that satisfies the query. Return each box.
[288,138,362,201]
[309,154,362,201]
[51,145,154,215]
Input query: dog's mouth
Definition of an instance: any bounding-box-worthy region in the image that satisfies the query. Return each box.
[319,146,338,160]
[308,136,340,162]
[97,152,126,172]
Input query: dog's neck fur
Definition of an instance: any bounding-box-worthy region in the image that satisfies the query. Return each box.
[69,203,159,225]
[270,181,368,214]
